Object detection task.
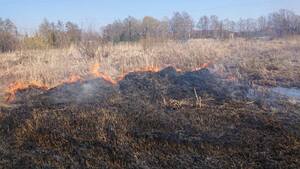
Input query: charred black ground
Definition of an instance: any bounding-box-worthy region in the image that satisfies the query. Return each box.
[0,67,299,168]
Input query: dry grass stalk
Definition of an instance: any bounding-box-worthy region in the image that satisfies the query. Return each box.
[194,88,202,108]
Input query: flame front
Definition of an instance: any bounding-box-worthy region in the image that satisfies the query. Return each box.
[5,81,49,102]
[90,63,117,84]
[90,63,101,77]
[193,62,211,71]
[5,63,212,103]
[63,74,82,84]
[117,65,160,81]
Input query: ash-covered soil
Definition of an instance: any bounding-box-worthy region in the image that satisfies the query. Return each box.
[0,67,299,169]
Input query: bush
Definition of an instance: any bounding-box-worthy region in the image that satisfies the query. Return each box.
[21,36,48,50]
[0,32,18,52]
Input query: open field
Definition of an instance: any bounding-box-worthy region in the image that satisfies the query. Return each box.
[1,37,300,101]
[2,1,300,168]
[0,37,300,168]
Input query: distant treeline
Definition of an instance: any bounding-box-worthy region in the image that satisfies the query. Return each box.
[1,9,300,52]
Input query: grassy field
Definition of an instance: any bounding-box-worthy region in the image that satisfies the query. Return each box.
[0,37,300,168]
[1,37,300,100]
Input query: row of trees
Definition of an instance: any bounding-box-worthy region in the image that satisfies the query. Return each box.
[1,9,300,52]
[38,20,82,48]
[102,12,195,42]
[103,9,300,42]
[0,18,83,52]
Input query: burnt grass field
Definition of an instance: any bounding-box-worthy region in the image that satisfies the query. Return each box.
[0,67,299,169]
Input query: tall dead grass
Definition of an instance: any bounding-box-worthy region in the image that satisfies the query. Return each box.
[1,37,300,101]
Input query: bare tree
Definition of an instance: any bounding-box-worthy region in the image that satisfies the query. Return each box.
[170,12,194,40]
[197,16,209,38]
[157,18,170,41]
[39,19,58,47]
[209,15,220,38]
[268,9,296,37]
[102,20,125,43]
[223,19,235,32]
[123,16,141,41]
[141,16,160,39]
[257,16,268,33]
[0,18,18,52]
[65,21,82,44]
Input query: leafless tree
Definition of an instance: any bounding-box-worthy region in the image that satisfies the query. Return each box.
[268,9,297,36]
[209,15,220,38]
[197,16,209,38]
[65,21,82,44]
[102,20,124,43]
[257,16,268,33]
[123,16,142,41]
[141,16,160,39]
[157,18,170,41]
[0,18,18,52]
[170,12,194,40]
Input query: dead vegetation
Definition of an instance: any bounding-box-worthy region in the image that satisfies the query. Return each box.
[0,37,300,168]
[0,67,299,168]
[1,37,300,101]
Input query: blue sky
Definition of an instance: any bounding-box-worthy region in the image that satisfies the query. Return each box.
[1,0,300,32]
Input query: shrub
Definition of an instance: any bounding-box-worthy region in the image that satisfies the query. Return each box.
[21,36,48,50]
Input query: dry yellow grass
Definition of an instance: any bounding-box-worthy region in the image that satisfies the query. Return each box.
[1,37,300,168]
[1,37,300,102]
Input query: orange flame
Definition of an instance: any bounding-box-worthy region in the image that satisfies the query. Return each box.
[128,65,160,75]
[5,81,49,103]
[5,63,214,103]
[62,74,82,84]
[90,63,101,77]
[5,75,83,103]
[175,67,182,72]
[193,62,211,71]
[89,63,117,85]
[117,65,160,81]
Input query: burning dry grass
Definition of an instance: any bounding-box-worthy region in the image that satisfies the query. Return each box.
[1,37,300,102]
[0,37,300,168]
[0,67,299,168]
